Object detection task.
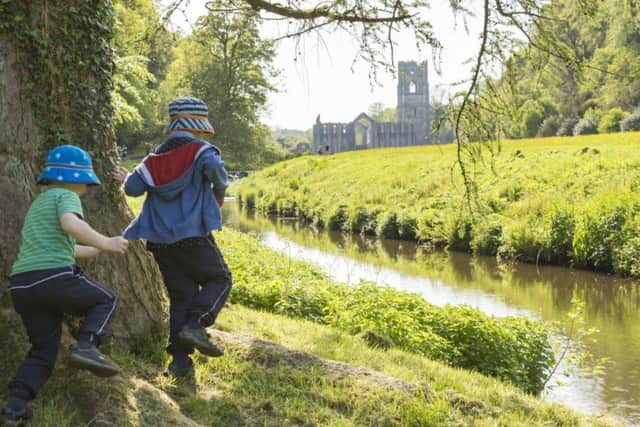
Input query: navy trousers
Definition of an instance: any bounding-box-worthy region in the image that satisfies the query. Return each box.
[8,265,118,400]
[149,235,232,361]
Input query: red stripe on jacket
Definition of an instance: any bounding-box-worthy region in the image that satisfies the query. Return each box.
[143,143,203,186]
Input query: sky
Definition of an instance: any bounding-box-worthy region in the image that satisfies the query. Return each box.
[164,0,483,130]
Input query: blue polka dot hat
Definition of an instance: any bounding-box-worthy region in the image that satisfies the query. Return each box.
[163,97,215,136]
[37,145,101,185]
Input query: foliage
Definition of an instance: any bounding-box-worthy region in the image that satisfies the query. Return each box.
[598,108,627,133]
[475,0,640,143]
[556,117,579,136]
[572,118,598,136]
[112,0,174,147]
[537,115,561,137]
[621,112,640,132]
[368,102,397,122]
[216,228,555,394]
[233,133,640,277]
[159,2,281,170]
[0,0,120,198]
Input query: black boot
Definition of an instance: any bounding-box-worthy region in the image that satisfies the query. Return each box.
[178,325,224,357]
[163,356,194,379]
[0,398,32,427]
[69,342,120,377]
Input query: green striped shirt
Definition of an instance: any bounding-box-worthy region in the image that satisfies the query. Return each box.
[11,187,84,275]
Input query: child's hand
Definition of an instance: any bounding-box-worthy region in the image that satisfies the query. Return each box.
[104,236,129,254]
[111,166,129,183]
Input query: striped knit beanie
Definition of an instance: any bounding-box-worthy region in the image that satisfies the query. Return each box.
[163,97,215,136]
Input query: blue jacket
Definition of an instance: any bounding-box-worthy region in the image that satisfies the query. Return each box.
[123,132,228,243]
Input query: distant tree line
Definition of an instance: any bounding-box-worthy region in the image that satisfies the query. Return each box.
[479,0,640,139]
[112,0,286,169]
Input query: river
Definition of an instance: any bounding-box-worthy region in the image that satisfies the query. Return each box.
[222,201,640,425]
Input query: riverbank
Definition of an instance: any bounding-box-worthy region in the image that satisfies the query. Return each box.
[232,133,640,277]
[0,299,617,426]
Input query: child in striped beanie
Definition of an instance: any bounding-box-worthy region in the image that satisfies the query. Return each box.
[113,97,232,379]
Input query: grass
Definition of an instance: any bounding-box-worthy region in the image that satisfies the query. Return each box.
[0,169,618,425]
[0,300,619,426]
[232,132,640,277]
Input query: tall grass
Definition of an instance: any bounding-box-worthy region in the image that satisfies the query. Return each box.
[215,228,554,394]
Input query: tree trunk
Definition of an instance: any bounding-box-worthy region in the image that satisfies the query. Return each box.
[0,1,166,349]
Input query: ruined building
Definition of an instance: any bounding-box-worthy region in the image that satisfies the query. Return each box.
[312,61,431,154]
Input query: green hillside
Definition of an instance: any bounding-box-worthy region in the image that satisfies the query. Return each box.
[233,133,640,277]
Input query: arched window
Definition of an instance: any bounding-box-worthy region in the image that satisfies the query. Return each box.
[409,81,417,94]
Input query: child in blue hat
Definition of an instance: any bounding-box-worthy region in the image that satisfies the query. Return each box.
[112,97,232,378]
[1,145,129,425]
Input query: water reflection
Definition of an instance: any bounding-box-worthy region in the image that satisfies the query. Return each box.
[223,202,640,425]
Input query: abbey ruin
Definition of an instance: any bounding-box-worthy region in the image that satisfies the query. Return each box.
[312,61,431,154]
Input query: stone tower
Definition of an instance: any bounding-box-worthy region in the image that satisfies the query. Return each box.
[396,61,430,144]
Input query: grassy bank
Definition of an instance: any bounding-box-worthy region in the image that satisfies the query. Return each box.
[232,133,640,277]
[127,197,556,394]
[0,299,618,426]
[214,227,553,394]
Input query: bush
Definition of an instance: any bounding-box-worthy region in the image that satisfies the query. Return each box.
[543,208,575,264]
[416,209,447,248]
[325,283,554,394]
[556,116,579,136]
[598,108,627,134]
[397,214,418,240]
[470,216,503,256]
[377,211,400,239]
[499,220,545,263]
[241,191,256,209]
[536,115,560,137]
[573,203,629,271]
[447,214,473,252]
[572,118,598,136]
[620,112,640,132]
[348,206,377,234]
[327,205,348,231]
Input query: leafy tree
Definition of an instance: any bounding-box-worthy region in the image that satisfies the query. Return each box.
[368,103,396,122]
[598,108,627,133]
[160,3,280,169]
[112,0,175,147]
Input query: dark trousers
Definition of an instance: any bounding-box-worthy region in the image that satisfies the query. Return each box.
[149,235,232,360]
[8,265,118,400]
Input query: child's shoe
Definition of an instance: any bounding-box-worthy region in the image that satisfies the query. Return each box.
[69,343,120,377]
[178,325,224,357]
[0,399,32,426]
[163,357,194,379]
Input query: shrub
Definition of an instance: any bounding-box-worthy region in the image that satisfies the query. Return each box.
[573,204,629,271]
[519,101,545,138]
[446,214,473,252]
[544,208,575,264]
[598,108,627,134]
[470,216,503,256]
[377,211,400,239]
[556,116,579,136]
[572,118,598,136]
[499,220,545,263]
[397,214,418,240]
[277,198,297,217]
[417,209,447,248]
[620,112,640,132]
[536,115,560,137]
[327,205,348,231]
[241,191,256,209]
[325,283,554,394]
[348,206,373,234]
